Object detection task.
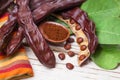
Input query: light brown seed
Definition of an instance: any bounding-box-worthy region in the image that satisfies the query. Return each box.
[66,63,74,70]
[58,53,65,60]
[64,43,71,50]
[75,25,81,30]
[67,51,75,57]
[79,55,86,61]
[77,37,83,44]
[70,19,75,24]
[80,45,87,51]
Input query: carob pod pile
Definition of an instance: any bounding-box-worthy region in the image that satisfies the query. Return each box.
[1,0,49,53]
[55,7,98,65]
[1,0,86,56]
[0,0,86,68]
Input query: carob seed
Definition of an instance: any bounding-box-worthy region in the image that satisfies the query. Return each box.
[67,37,74,43]
[80,45,87,51]
[70,19,75,24]
[64,43,71,50]
[66,63,74,70]
[75,25,81,30]
[77,37,83,44]
[79,55,86,61]
[67,51,75,57]
[58,53,65,60]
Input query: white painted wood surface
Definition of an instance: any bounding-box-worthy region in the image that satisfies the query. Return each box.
[22,47,120,80]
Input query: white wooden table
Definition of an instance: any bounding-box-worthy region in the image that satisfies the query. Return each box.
[22,47,120,80]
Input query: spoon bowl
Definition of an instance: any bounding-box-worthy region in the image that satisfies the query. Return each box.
[39,21,70,43]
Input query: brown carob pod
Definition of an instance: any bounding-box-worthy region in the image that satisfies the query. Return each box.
[30,0,53,11]
[32,0,86,23]
[0,6,17,50]
[30,0,43,10]
[5,27,24,56]
[0,0,49,49]
[16,0,56,68]
[56,7,98,66]
[0,0,14,16]
[1,0,85,56]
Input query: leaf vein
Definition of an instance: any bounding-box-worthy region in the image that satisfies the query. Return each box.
[96,30,120,36]
[89,8,119,15]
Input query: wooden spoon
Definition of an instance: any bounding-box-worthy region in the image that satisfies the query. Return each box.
[39,21,70,43]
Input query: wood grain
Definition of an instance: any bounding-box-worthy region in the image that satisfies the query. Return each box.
[22,47,120,80]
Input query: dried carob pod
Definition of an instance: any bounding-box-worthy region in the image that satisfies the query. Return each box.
[32,0,86,23]
[0,6,17,50]
[30,0,54,11]
[16,0,56,68]
[5,26,24,56]
[0,0,14,16]
[0,0,52,50]
[56,7,98,66]
[3,0,85,56]
[30,0,43,10]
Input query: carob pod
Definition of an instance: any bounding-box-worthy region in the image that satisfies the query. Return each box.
[0,6,17,50]
[30,0,44,10]
[30,0,54,11]
[16,0,56,68]
[56,7,98,66]
[4,0,86,56]
[32,0,86,23]
[0,0,14,16]
[5,27,24,56]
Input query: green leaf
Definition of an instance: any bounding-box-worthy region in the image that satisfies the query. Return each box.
[91,45,120,70]
[81,0,120,44]
[47,15,73,35]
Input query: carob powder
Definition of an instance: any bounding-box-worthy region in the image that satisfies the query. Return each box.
[41,22,69,41]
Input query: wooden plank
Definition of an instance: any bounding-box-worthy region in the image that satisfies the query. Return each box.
[22,47,120,80]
